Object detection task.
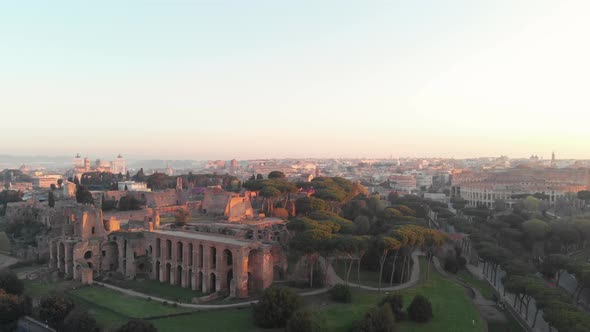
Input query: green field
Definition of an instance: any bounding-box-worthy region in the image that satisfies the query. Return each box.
[69,286,190,318]
[316,258,485,332]
[23,257,486,332]
[457,269,496,300]
[107,278,204,303]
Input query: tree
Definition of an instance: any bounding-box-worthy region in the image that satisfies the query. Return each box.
[407,295,433,323]
[295,197,327,215]
[259,186,281,215]
[355,303,396,332]
[0,289,28,328]
[39,295,75,329]
[118,196,142,211]
[0,270,24,295]
[374,236,401,292]
[541,254,570,285]
[252,286,302,328]
[290,229,332,287]
[380,294,404,321]
[285,309,326,332]
[75,185,94,204]
[268,171,286,179]
[522,219,548,240]
[115,320,157,332]
[62,310,101,332]
[132,168,146,182]
[272,207,289,219]
[48,191,55,208]
[577,190,590,201]
[174,208,190,226]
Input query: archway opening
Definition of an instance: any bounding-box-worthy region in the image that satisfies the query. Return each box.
[210,273,217,293]
[177,242,183,263]
[155,261,161,282]
[84,250,92,259]
[165,263,172,283]
[224,249,233,266]
[227,269,233,290]
[176,266,183,286]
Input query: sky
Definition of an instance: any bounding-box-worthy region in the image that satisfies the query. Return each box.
[1,0,589,160]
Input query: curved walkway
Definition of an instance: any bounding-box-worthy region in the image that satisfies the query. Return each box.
[324,251,422,292]
[92,282,329,310]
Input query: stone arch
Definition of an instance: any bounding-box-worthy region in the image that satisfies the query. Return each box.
[165,263,172,283]
[210,247,217,269]
[84,250,92,259]
[226,269,233,290]
[176,265,183,286]
[156,238,161,258]
[223,249,232,266]
[188,243,193,266]
[166,239,172,259]
[177,241,183,263]
[198,271,203,291]
[210,273,217,293]
[188,269,193,289]
[58,242,65,273]
[198,244,203,267]
[155,261,161,282]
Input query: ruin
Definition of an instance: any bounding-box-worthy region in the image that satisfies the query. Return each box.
[9,188,287,298]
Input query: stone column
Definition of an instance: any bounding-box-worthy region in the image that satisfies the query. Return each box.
[49,240,56,268]
[260,247,273,289]
[202,245,210,292]
[65,243,73,277]
[216,246,225,291]
[233,249,249,298]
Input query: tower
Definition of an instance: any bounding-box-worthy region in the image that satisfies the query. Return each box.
[551,152,556,168]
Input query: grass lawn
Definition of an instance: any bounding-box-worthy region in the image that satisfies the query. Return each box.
[151,309,275,332]
[68,286,190,319]
[457,269,496,300]
[107,278,204,302]
[333,259,384,288]
[315,258,485,332]
[23,279,78,298]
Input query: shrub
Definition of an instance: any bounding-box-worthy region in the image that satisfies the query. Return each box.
[444,256,459,274]
[62,310,101,332]
[39,295,75,329]
[0,289,28,327]
[379,293,404,321]
[115,319,157,332]
[0,269,24,295]
[407,295,433,323]
[285,309,326,332]
[253,286,302,328]
[329,284,352,303]
[353,303,396,332]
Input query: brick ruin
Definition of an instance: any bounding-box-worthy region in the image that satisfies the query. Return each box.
[7,188,287,299]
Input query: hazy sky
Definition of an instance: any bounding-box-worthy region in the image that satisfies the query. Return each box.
[1,1,589,160]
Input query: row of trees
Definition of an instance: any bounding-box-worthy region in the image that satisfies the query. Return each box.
[451,205,590,331]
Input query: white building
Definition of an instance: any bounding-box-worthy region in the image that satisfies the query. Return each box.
[118,181,150,192]
[112,154,126,174]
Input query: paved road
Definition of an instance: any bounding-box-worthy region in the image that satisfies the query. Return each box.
[94,281,329,310]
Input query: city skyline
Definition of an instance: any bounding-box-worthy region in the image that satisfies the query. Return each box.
[2,1,589,159]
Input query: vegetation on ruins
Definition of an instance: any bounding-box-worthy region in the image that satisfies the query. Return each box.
[252,286,302,328]
[329,284,352,303]
[76,184,94,204]
[174,208,190,226]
